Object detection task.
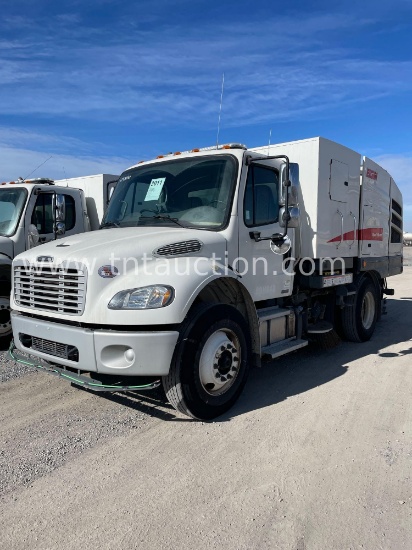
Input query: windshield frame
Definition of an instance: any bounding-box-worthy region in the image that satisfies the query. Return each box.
[101,154,239,232]
[0,187,28,237]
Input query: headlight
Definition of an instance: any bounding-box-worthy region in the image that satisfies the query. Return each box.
[108,285,174,310]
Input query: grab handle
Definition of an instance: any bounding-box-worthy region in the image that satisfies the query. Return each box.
[336,210,344,248]
[349,212,357,247]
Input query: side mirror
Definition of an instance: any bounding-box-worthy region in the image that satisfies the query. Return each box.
[27,224,40,249]
[279,163,299,207]
[54,194,66,222]
[270,234,292,255]
[279,206,300,228]
[55,222,66,236]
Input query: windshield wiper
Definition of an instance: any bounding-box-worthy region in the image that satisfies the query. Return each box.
[139,214,186,228]
[100,221,120,229]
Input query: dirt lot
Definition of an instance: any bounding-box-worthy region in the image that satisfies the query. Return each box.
[1,250,412,550]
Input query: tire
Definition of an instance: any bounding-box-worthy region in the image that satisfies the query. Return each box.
[163,304,251,420]
[341,277,379,342]
[0,293,12,350]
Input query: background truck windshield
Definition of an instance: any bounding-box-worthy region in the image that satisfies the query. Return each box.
[0,188,28,237]
[103,155,237,230]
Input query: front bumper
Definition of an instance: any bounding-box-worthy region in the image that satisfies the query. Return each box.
[9,343,162,392]
[11,311,179,376]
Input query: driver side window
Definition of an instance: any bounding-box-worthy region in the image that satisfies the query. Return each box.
[244,165,279,227]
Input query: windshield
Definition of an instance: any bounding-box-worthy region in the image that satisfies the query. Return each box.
[0,187,28,237]
[102,155,237,230]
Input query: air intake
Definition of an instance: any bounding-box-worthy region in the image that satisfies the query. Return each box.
[155,240,203,257]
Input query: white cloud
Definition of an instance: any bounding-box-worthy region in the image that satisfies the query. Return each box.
[0,144,133,181]
[1,13,411,128]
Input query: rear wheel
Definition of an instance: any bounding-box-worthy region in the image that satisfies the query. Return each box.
[0,294,12,350]
[341,277,379,342]
[163,304,251,420]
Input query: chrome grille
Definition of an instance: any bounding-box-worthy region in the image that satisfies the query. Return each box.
[14,265,86,315]
[155,240,202,256]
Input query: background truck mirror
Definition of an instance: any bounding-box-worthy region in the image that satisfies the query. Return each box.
[27,224,40,249]
[55,222,66,236]
[54,194,66,222]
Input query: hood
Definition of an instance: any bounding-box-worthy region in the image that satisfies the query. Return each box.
[15,227,227,267]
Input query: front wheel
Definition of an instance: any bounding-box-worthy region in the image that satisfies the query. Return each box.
[163,305,251,420]
[0,294,12,350]
[341,277,379,342]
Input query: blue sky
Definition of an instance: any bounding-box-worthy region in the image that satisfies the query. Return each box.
[1,0,412,228]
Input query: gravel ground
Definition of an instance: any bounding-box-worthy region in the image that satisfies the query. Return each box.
[0,349,33,383]
[1,250,411,550]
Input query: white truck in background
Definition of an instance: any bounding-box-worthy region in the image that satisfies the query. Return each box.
[9,138,403,419]
[0,174,118,348]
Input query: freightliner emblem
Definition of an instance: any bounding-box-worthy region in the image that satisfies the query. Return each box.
[37,256,54,262]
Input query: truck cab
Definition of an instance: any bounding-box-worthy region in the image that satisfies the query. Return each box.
[0,179,89,347]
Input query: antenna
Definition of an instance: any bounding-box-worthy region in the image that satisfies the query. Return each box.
[267,128,272,156]
[62,165,69,186]
[216,73,225,149]
[24,155,53,180]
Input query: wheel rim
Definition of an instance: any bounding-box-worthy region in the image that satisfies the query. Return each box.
[0,296,12,337]
[199,329,241,396]
[361,291,375,330]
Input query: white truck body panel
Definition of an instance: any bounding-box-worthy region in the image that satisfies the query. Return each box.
[54,174,118,230]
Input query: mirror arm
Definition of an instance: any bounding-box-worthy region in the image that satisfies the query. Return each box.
[249,231,287,245]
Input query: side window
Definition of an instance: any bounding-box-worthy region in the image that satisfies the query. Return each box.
[64,195,75,231]
[244,166,279,227]
[31,194,54,234]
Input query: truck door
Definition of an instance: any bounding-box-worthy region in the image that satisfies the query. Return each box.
[237,162,294,302]
[25,188,85,247]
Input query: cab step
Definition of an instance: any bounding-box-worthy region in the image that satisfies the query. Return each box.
[257,306,290,322]
[261,337,308,359]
